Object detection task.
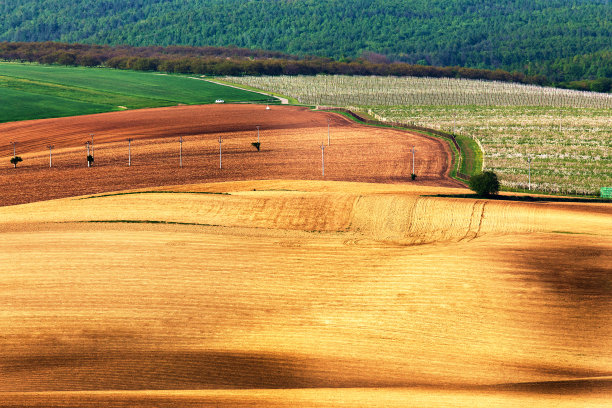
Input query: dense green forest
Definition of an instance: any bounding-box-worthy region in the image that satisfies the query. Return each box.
[0,0,610,83]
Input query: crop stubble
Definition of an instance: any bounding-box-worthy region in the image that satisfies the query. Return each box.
[0,180,611,406]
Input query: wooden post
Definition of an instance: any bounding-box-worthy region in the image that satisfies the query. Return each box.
[48,145,54,167]
[90,133,94,159]
[127,138,132,166]
[219,136,223,169]
[528,156,532,190]
[321,142,326,176]
[86,142,90,167]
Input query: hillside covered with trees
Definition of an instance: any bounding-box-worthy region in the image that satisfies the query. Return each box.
[0,0,610,83]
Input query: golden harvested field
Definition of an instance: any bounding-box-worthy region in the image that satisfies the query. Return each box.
[1,179,611,407]
[0,104,460,206]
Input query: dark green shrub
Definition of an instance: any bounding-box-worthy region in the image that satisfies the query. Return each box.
[411,173,417,180]
[469,171,500,197]
[10,156,22,168]
[251,142,261,151]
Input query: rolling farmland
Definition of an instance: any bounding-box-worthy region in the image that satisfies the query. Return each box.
[0,91,611,406]
[0,180,611,406]
[225,75,612,194]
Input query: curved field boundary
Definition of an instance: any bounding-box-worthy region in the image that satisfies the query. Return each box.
[205,77,296,104]
[317,106,483,181]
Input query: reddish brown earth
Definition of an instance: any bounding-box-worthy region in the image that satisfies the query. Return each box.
[0,104,462,206]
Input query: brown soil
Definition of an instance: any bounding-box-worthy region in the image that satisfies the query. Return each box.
[0,104,462,206]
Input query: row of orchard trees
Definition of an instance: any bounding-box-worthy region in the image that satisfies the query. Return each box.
[226,75,612,109]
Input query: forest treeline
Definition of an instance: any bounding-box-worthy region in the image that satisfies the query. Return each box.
[0,0,610,84]
[0,41,559,87]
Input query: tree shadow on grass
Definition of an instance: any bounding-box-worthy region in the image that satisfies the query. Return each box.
[425,193,611,204]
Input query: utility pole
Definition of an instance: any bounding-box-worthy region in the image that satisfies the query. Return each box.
[85,141,91,167]
[127,138,132,166]
[218,136,223,169]
[256,125,260,144]
[528,156,532,190]
[321,142,326,176]
[90,133,94,160]
[327,117,331,145]
[48,145,54,167]
[412,145,416,175]
[179,136,183,168]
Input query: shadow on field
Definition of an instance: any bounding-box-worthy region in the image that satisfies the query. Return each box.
[426,193,611,204]
[1,348,419,392]
[509,241,612,310]
[2,351,312,391]
[483,378,612,395]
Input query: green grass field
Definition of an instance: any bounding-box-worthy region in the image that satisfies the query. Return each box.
[0,86,112,122]
[0,63,275,123]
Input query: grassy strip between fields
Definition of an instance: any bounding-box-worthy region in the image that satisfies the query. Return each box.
[252,188,301,192]
[209,77,300,104]
[78,191,231,200]
[349,108,483,178]
[324,109,471,183]
[454,133,483,176]
[551,230,595,235]
[74,220,220,227]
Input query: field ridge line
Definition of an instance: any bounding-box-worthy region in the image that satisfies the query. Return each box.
[200,77,289,104]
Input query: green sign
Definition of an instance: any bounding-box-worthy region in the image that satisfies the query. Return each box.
[601,187,612,199]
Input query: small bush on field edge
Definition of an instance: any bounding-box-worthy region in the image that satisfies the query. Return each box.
[469,171,500,197]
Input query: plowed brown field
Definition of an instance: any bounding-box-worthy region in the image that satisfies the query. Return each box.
[0,104,461,207]
[1,180,611,407]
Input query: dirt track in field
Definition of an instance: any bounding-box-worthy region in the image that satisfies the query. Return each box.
[0,180,611,407]
[0,104,461,206]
